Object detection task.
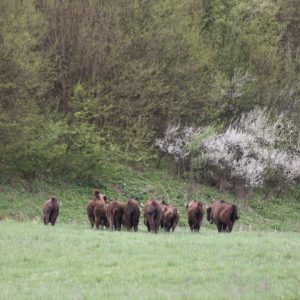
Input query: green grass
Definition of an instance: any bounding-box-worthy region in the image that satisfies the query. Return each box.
[0,221,300,300]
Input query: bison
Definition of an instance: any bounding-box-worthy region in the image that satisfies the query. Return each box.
[107,200,124,231]
[186,200,204,232]
[206,200,239,233]
[87,190,107,228]
[144,198,163,233]
[94,200,109,229]
[159,200,169,229]
[43,197,59,226]
[88,190,108,230]
[163,205,180,232]
[122,199,140,231]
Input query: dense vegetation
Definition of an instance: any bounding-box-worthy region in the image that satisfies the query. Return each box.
[1,0,299,189]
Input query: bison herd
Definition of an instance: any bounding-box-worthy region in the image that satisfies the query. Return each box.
[43,190,239,233]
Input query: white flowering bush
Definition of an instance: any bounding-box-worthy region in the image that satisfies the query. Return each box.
[155,125,204,162]
[199,108,300,189]
[155,108,300,192]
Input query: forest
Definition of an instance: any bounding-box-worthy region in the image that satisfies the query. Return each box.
[0,0,299,195]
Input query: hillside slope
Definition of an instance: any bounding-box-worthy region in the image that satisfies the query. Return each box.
[1,164,299,232]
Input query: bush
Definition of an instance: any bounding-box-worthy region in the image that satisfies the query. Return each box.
[155,125,206,172]
[0,111,108,183]
[155,108,300,194]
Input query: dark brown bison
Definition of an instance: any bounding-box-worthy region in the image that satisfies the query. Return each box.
[94,200,109,229]
[159,200,169,229]
[144,199,163,233]
[107,200,124,231]
[206,200,239,233]
[123,199,140,231]
[87,190,107,228]
[186,200,204,232]
[43,197,59,226]
[163,205,180,232]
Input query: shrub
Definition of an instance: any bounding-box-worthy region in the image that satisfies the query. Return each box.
[155,108,300,193]
[155,125,206,172]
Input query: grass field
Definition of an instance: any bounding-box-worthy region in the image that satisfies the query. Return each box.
[0,221,300,300]
[1,165,300,299]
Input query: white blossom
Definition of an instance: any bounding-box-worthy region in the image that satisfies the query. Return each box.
[199,108,300,187]
[155,125,204,161]
[155,108,300,189]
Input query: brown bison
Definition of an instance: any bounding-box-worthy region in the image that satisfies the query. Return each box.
[87,200,96,228]
[163,205,180,232]
[159,200,169,229]
[107,200,124,231]
[87,190,107,228]
[94,199,109,229]
[89,190,108,229]
[122,199,140,231]
[186,200,204,232]
[43,197,59,226]
[206,200,239,233]
[144,199,163,233]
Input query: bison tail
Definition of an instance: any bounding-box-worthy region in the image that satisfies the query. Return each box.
[230,205,239,222]
[127,205,134,217]
[206,207,212,222]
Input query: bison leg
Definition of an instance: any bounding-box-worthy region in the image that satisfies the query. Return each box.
[44,214,50,225]
[172,216,179,232]
[221,223,228,232]
[88,217,95,228]
[216,222,223,233]
[114,218,118,230]
[188,220,193,232]
[101,219,107,229]
[104,218,109,228]
[226,221,233,233]
[133,215,139,232]
[117,216,122,231]
[95,216,100,230]
[154,222,159,234]
[148,215,156,233]
[144,216,151,232]
[124,215,131,231]
[49,211,58,226]
[50,217,57,226]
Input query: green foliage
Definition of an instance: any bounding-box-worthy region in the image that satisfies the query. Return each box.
[0,0,299,183]
[0,113,108,182]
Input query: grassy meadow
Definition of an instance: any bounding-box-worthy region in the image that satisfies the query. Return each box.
[0,222,300,300]
[1,167,300,299]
